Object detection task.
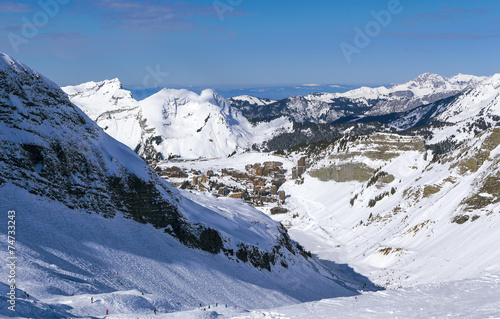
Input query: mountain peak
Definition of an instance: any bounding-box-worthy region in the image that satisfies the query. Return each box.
[413,72,447,83]
[106,77,122,87]
[63,78,124,96]
[0,52,26,73]
[0,52,59,90]
[95,78,123,89]
[66,82,267,159]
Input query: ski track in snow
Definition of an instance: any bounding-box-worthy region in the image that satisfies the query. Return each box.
[113,274,500,318]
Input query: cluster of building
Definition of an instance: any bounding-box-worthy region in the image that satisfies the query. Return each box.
[151,157,309,216]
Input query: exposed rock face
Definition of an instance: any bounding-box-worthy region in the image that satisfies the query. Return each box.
[271,207,288,215]
[310,163,374,182]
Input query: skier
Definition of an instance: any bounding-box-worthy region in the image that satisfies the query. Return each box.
[216,303,218,307]
[154,307,157,315]
[106,309,109,315]
[91,297,93,303]
[225,304,227,308]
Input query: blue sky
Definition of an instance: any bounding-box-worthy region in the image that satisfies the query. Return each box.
[1,0,499,89]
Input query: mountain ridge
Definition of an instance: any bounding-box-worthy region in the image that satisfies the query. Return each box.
[63,80,292,160]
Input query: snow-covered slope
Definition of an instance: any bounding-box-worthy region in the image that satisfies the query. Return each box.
[0,53,351,317]
[63,82,291,161]
[0,184,354,318]
[436,73,500,123]
[229,95,276,106]
[272,126,500,290]
[387,73,500,140]
[61,79,144,154]
[156,274,500,318]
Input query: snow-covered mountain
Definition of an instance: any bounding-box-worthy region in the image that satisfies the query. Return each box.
[436,74,500,123]
[230,73,486,123]
[0,53,351,317]
[63,81,291,161]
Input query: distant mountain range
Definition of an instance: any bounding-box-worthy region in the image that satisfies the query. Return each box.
[229,73,486,123]
[128,84,360,101]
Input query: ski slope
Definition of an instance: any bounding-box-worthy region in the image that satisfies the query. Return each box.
[45,273,498,318]
[0,184,353,318]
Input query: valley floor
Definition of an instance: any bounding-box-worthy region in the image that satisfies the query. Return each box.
[175,274,500,319]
